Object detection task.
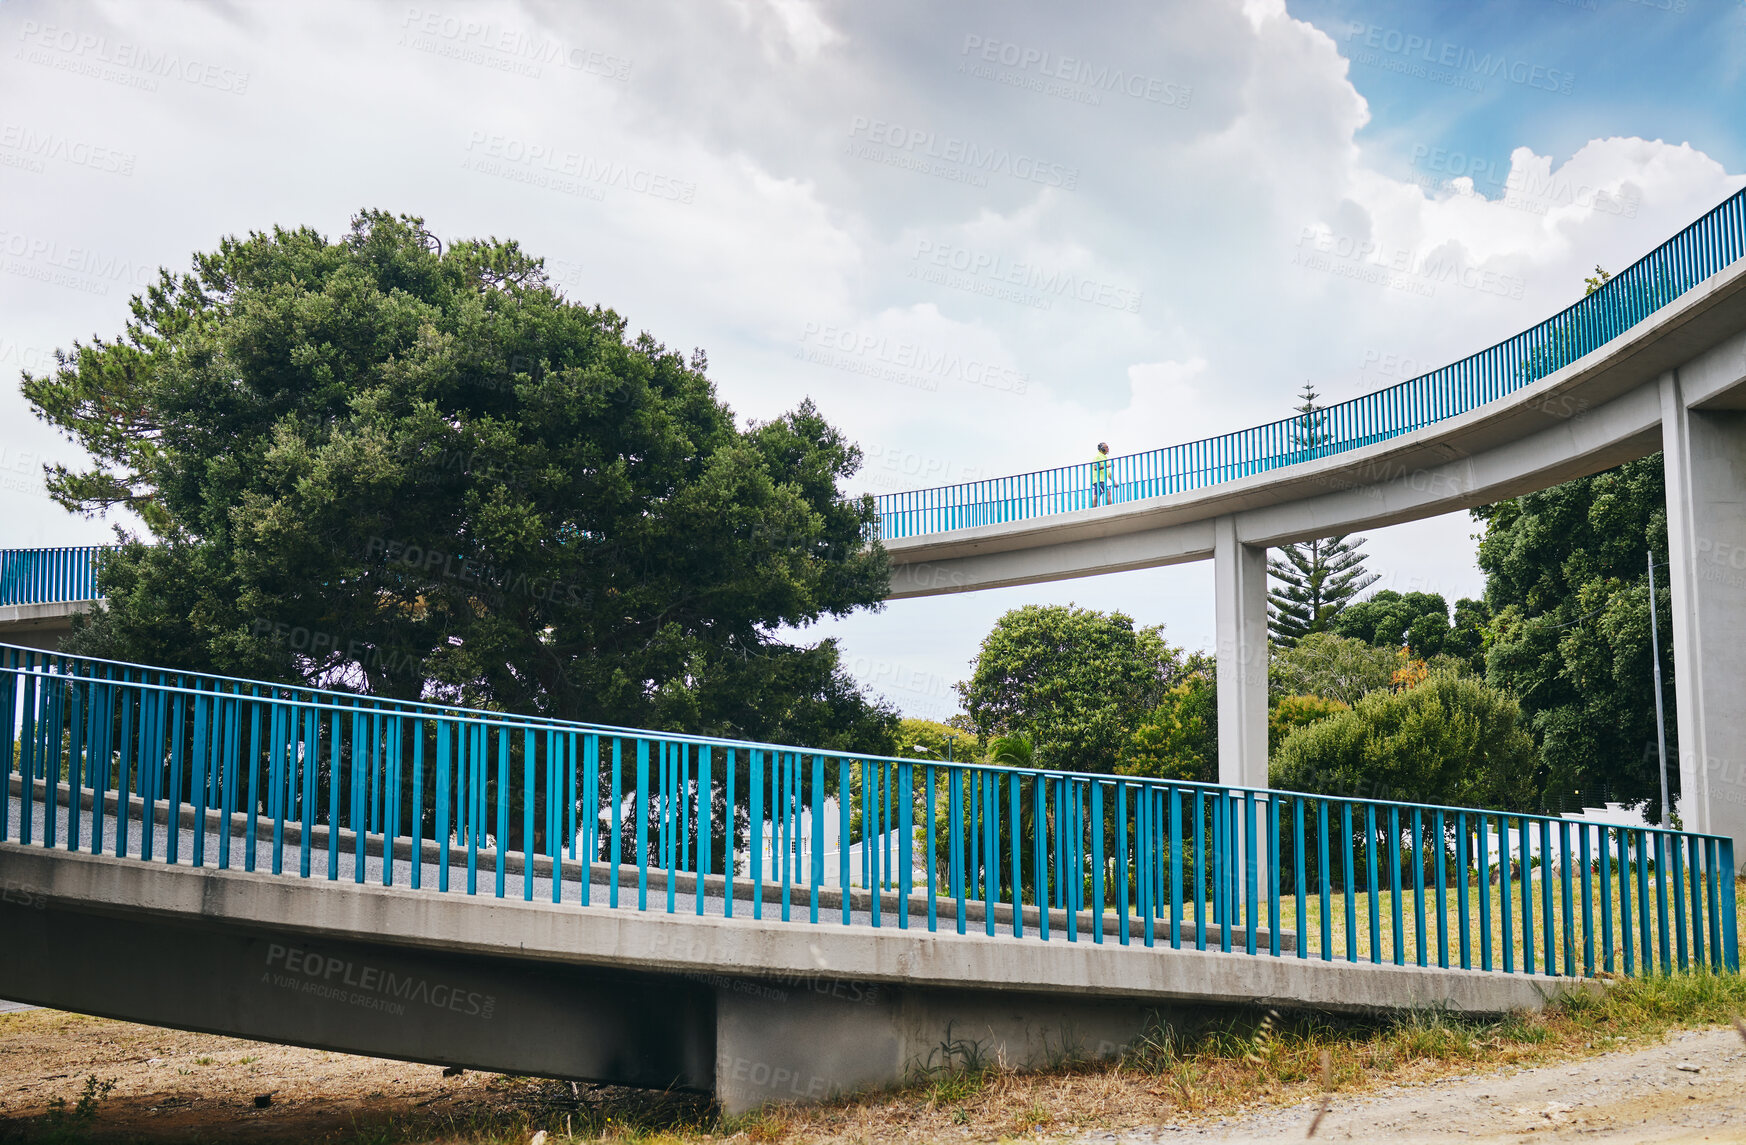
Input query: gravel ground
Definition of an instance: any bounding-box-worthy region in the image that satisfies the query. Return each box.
[4,1011,1746,1142]
[1098,1027,1746,1143]
[0,1010,558,1142]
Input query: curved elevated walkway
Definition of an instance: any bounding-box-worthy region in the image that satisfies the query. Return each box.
[884,256,1746,598]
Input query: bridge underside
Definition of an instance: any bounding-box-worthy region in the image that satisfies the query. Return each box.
[0,601,87,652]
[0,845,1590,1113]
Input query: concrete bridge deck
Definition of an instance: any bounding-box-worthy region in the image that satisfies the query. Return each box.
[0,600,87,652]
[882,254,1746,598]
[0,840,1583,1113]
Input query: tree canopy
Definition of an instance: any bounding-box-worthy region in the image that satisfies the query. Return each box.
[26,210,896,752]
[1268,632,1400,707]
[1331,589,1489,669]
[1270,672,1537,810]
[956,604,1191,773]
[1472,455,1673,814]
[894,717,980,762]
[1117,671,1217,784]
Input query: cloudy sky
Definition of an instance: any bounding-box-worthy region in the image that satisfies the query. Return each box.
[3,0,1743,722]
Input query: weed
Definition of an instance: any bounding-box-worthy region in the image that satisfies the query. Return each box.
[1011,1100,1052,1131]
[37,1074,116,1140]
[908,1020,995,1107]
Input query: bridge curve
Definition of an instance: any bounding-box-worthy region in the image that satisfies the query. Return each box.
[873,190,1746,866]
[878,188,1746,597]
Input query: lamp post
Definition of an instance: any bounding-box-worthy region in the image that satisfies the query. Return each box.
[1648,551,1671,828]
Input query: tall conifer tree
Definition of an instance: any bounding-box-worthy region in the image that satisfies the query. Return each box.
[1268,383,1377,646]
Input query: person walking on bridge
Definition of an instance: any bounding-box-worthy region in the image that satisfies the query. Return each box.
[1091,442,1114,506]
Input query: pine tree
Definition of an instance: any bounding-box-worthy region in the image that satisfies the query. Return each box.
[1268,383,1378,646]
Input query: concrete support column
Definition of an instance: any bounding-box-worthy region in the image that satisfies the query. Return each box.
[1660,372,1746,867]
[1214,516,1269,791]
[1214,516,1271,904]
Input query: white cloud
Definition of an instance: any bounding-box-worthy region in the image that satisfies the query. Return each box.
[1108,358,1221,448]
[0,0,1740,714]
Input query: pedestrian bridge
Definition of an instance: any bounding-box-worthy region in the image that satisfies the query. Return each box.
[874,187,1746,857]
[3,190,1746,1109]
[0,643,1736,1109]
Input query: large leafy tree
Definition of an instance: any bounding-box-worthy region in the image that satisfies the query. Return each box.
[1267,384,1378,645]
[1457,260,1677,816]
[1117,671,1217,784]
[25,210,896,752]
[894,717,981,763]
[1268,631,1399,706]
[1472,455,1673,815]
[1332,589,1489,669]
[956,604,1189,773]
[1270,672,1537,811]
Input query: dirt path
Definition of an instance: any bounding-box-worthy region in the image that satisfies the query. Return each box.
[0,1009,566,1142]
[5,1009,1746,1143]
[1106,1027,1746,1143]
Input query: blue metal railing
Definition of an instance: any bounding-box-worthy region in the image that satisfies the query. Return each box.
[0,547,115,607]
[873,187,1746,539]
[3,644,1735,976]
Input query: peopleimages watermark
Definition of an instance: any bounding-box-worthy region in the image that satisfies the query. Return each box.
[646,931,884,1008]
[461,131,696,204]
[0,443,54,500]
[860,442,996,492]
[365,535,592,608]
[1407,146,1638,219]
[0,338,54,377]
[0,878,49,911]
[908,239,1142,314]
[0,227,158,298]
[399,7,631,81]
[717,1053,835,1100]
[1359,348,1431,381]
[545,256,586,297]
[1292,226,1526,301]
[843,653,956,709]
[957,34,1192,110]
[1691,533,1746,592]
[14,20,250,95]
[846,117,1078,191]
[264,943,496,1021]
[0,123,136,177]
[795,323,1030,396]
[250,618,423,677]
[1344,22,1575,96]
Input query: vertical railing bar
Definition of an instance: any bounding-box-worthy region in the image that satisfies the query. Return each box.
[1169,786,1182,949]
[810,754,825,927]
[839,757,851,925]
